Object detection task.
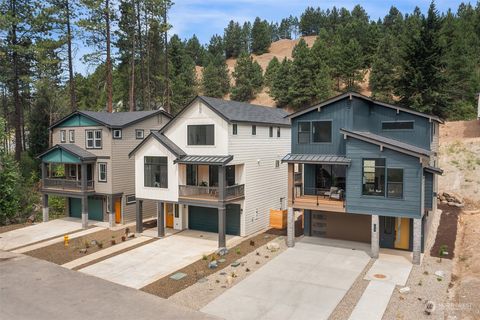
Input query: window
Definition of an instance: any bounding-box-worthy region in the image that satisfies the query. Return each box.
[269,126,273,137]
[362,158,386,196]
[226,165,235,186]
[382,121,414,130]
[126,195,136,205]
[113,129,122,139]
[387,168,403,198]
[135,129,144,139]
[68,130,75,143]
[274,160,280,168]
[232,124,237,135]
[186,164,197,186]
[98,163,107,182]
[187,125,214,145]
[298,122,311,144]
[277,127,281,138]
[86,130,102,149]
[209,165,218,187]
[68,164,77,178]
[60,130,66,143]
[251,125,256,135]
[312,121,332,143]
[144,156,168,188]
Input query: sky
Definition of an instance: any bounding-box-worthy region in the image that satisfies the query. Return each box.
[74,0,468,75]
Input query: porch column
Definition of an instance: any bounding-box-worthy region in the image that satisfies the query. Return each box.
[108,196,114,228]
[157,201,165,237]
[136,200,143,234]
[42,194,49,222]
[81,196,88,229]
[80,163,87,192]
[412,218,422,265]
[288,163,294,205]
[218,165,226,248]
[371,214,379,258]
[303,210,311,236]
[286,207,295,247]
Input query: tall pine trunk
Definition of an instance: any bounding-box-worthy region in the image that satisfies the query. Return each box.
[136,1,146,110]
[163,3,170,113]
[66,0,77,111]
[105,0,113,113]
[129,0,136,112]
[11,0,23,160]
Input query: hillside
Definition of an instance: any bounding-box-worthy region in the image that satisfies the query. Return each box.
[197,36,372,107]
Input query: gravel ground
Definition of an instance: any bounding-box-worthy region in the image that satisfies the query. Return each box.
[328,259,374,320]
[167,236,287,310]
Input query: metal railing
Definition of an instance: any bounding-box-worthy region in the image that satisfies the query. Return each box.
[226,184,245,199]
[43,178,94,191]
[294,172,302,185]
[179,184,245,201]
[296,187,345,206]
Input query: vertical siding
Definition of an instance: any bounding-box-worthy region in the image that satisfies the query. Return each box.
[228,123,291,236]
[345,138,422,218]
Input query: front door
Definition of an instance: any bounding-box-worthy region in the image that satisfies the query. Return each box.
[394,217,410,250]
[114,198,122,224]
[379,216,395,248]
[165,203,174,228]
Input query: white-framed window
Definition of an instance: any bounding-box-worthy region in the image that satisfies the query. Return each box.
[113,129,122,139]
[274,160,280,168]
[126,194,136,205]
[98,162,107,182]
[60,130,66,143]
[135,129,144,139]
[68,130,75,143]
[86,129,102,149]
[277,127,281,138]
[232,124,238,135]
[252,125,256,135]
[269,126,273,137]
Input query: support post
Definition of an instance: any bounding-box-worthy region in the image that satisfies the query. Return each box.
[136,200,143,234]
[81,196,88,229]
[303,210,311,236]
[80,163,87,192]
[412,218,422,265]
[109,196,114,228]
[287,207,295,247]
[157,201,165,237]
[42,194,49,222]
[218,206,226,248]
[371,215,379,259]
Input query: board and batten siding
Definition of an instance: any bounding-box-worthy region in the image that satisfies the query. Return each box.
[345,138,422,218]
[424,172,434,210]
[228,123,291,236]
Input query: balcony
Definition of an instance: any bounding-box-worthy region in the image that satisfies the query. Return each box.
[179,184,245,203]
[42,178,95,192]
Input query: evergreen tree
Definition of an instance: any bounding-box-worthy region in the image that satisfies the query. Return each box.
[186,35,206,66]
[370,34,397,102]
[278,18,292,39]
[201,54,230,98]
[231,52,263,101]
[270,58,292,107]
[251,17,271,55]
[224,20,243,58]
[299,7,322,35]
[241,22,252,53]
[208,34,224,57]
[264,56,280,88]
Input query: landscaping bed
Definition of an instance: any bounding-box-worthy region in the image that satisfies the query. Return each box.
[0,223,30,234]
[430,204,460,259]
[25,227,136,265]
[141,229,280,299]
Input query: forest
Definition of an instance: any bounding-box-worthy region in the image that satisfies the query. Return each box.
[0,1,479,224]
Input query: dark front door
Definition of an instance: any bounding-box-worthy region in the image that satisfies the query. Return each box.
[315,164,332,190]
[226,165,235,186]
[380,216,395,248]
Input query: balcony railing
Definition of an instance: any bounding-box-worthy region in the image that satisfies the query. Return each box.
[294,172,302,185]
[42,178,94,192]
[179,184,245,202]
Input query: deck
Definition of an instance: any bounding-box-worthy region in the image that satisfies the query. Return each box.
[290,195,346,213]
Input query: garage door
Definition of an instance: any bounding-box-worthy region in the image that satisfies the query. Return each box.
[188,205,240,236]
[309,211,370,243]
[69,197,104,221]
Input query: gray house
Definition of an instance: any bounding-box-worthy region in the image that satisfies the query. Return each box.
[283,92,443,264]
[38,109,172,228]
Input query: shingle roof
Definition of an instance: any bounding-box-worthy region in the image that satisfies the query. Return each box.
[198,96,291,126]
[79,110,170,128]
[128,131,186,158]
[340,129,432,158]
[174,155,233,165]
[282,154,351,165]
[37,144,97,161]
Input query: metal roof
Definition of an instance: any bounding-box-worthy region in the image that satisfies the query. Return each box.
[174,155,233,165]
[37,144,97,161]
[282,153,351,165]
[340,129,432,158]
[128,131,186,158]
[424,166,443,175]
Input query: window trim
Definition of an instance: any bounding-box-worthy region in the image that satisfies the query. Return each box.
[277,127,281,138]
[251,125,256,136]
[269,126,273,138]
[68,130,75,143]
[113,129,122,139]
[144,156,168,188]
[311,120,332,144]
[85,129,102,149]
[126,194,136,205]
[60,130,66,143]
[297,121,311,144]
[232,124,237,135]
[135,129,144,140]
[187,124,215,146]
[362,158,386,197]
[98,162,107,183]
[381,121,415,131]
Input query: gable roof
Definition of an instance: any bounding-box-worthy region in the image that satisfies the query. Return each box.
[128,131,186,158]
[50,109,172,130]
[288,92,444,123]
[37,144,97,162]
[340,128,431,159]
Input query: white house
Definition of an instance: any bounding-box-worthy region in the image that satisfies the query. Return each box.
[129,96,291,247]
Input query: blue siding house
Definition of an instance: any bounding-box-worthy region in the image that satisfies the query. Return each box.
[283,92,442,264]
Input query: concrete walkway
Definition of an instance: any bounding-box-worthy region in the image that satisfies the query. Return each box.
[0,251,217,320]
[79,230,235,289]
[349,253,412,320]
[0,218,88,251]
[202,238,371,320]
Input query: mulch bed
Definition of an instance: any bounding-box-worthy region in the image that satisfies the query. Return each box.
[141,229,280,299]
[0,223,31,234]
[25,227,136,265]
[430,203,461,259]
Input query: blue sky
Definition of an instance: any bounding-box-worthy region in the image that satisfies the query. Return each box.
[74,0,468,75]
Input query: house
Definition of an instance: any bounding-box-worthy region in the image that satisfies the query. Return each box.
[129,96,291,247]
[282,92,443,264]
[38,109,172,228]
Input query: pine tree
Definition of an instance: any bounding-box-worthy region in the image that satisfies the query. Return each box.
[231,52,263,101]
[270,58,292,107]
[224,21,243,58]
[208,35,224,57]
[299,7,322,35]
[370,34,397,103]
[264,57,280,88]
[201,54,230,98]
[186,35,206,66]
[251,17,271,55]
[338,38,364,90]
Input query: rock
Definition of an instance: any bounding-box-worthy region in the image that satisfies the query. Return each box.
[218,258,226,263]
[264,235,270,239]
[425,300,436,315]
[447,201,456,206]
[250,240,255,246]
[231,261,240,267]
[266,242,280,250]
[434,270,445,278]
[256,261,260,265]
[128,233,135,238]
[454,203,464,208]
[264,255,269,259]
[197,277,208,283]
[399,286,411,294]
[216,248,228,256]
[90,240,98,246]
[246,268,250,272]
[170,272,187,281]
[441,200,448,204]
[219,272,227,276]
[208,261,218,269]
[79,248,87,254]
[226,276,234,286]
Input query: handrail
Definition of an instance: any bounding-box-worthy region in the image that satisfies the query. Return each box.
[179,184,245,200]
[43,178,94,191]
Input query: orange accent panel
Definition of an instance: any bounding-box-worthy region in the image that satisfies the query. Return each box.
[165,203,174,228]
[115,198,121,224]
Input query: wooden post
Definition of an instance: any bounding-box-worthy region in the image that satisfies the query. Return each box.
[136,200,143,234]
[157,201,165,237]
[109,196,114,228]
[218,165,226,248]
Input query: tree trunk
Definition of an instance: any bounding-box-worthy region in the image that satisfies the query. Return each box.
[11,0,23,160]
[163,2,170,113]
[105,0,113,113]
[66,0,77,111]
[129,0,136,112]
[136,0,145,110]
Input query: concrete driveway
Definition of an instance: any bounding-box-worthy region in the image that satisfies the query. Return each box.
[202,238,371,320]
[79,230,237,289]
[0,218,86,251]
[0,251,217,320]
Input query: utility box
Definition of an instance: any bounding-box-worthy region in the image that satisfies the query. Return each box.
[270,209,287,229]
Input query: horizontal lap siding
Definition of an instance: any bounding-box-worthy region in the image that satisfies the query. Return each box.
[345,138,422,218]
[424,172,433,210]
